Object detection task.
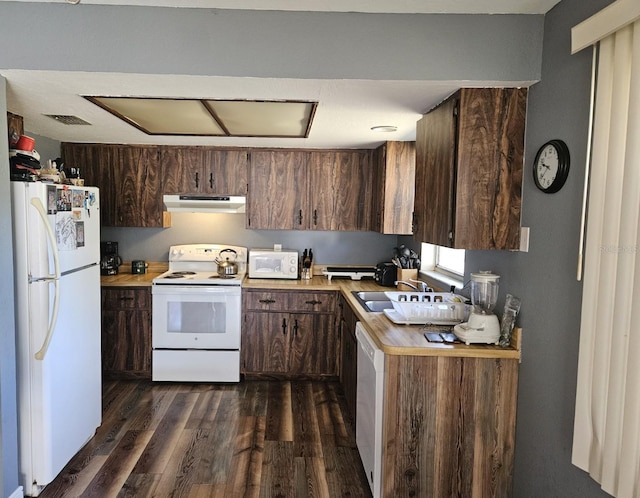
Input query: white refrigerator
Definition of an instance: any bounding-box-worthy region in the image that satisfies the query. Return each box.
[11,182,102,497]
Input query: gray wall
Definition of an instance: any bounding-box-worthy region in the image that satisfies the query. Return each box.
[102,215,398,264]
[0,76,20,498]
[465,0,613,496]
[0,3,543,83]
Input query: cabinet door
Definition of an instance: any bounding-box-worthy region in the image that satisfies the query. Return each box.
[162,147,248,196]
[242,311,290,373]
[161,146,205,194]
[202,148,248,196]
[308,150,373,231]
[289,313,338,376]
[454,88,526,250]
[62,143,117,226]
[247,150,308,229]
[101,288,152,379]
[414,95,458,246]
[339,295,358,419]
[113,146,164,227]
[102,310,152,378]
[382,141,416,235]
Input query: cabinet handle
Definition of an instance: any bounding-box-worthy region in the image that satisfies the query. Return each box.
[259,299,276,304]
[411,212,416,233]
[293,319,299,337]
[209,172,214,189]
[282,318,287,335]
[313,209,318,225]
[305,300,322,305]
[298,210,303,225]
[195,171,199,188]
[119,297,134,301]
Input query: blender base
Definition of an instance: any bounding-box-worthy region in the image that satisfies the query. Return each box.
[453,313,500,345]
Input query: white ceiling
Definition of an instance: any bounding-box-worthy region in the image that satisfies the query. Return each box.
[0,0,562,15]
[2,0,560,149]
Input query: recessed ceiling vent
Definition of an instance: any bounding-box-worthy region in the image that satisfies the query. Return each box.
[84,97,317,138]
[44,114,92,125]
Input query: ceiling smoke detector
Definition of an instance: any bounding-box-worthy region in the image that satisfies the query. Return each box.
[371,125,398,132]
[44,114,91,125]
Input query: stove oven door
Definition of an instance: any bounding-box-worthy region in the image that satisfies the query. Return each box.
[152,285,241,350]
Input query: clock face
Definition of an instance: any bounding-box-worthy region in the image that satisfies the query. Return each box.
[533,139,570,193]
[536,144,559,190]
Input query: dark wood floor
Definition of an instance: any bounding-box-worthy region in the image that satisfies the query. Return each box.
[39,380,372,498]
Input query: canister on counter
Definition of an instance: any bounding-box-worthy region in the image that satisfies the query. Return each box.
[132,260,147,274]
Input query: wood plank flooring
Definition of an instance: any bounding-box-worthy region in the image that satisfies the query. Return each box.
[38,380,372,498]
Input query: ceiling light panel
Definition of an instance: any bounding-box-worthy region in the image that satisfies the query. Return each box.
[87,97,225,135]
[85,96,317,138]
[207,100,316,137]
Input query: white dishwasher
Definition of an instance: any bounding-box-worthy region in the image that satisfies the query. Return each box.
[355,322,385,498]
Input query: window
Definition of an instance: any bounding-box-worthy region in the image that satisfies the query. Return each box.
[420,243,465,290]
[435,246,465,277]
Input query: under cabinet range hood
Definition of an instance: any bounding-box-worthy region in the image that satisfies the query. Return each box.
[163,195,246,214]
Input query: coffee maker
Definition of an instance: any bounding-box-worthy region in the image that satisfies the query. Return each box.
[100,241,122,275]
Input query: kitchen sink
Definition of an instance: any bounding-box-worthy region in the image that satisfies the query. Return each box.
[352,291,394,313]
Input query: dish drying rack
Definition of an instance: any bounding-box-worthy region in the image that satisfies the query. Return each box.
[383,291,466,325]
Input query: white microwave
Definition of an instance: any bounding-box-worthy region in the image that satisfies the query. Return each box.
[248,249,299,279]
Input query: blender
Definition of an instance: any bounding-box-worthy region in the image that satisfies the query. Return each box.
[453,271,501,344]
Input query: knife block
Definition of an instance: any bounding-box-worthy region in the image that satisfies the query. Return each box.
[396,269,418,290]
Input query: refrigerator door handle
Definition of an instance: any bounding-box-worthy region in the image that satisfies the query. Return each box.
[30,197,62,361]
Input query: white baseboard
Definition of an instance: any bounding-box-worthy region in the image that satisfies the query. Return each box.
[9,486,24,498]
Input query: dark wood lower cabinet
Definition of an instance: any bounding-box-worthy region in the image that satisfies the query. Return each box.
[382,354,518,497]
[241,290,338,379]
[338,294,358,420]
[101,287,152,379]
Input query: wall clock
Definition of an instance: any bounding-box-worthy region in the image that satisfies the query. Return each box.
[532,139,570,193]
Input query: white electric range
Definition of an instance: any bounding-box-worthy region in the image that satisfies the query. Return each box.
[151,244,247,382]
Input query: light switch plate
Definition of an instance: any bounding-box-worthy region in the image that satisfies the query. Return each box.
[519,227,530,252]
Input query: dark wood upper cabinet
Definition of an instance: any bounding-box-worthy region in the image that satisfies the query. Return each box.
[160,146,248,196]
[247,149,309,230]
[414,88,527,250]
[370,141,416,235]
[247,148,372,231]
[308,150,373,231]
[62,143,167,228]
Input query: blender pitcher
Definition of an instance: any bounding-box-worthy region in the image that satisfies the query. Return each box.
[453,271,501,344]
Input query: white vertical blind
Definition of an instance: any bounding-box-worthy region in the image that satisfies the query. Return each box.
[572,16,640,498]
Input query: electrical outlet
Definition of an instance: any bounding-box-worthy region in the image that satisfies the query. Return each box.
[519,227,530,252]
[273,244,282,251]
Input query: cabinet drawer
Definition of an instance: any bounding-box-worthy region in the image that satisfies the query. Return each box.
[243,291,290,311]
[287,292,336,313]
[102,288,151,310]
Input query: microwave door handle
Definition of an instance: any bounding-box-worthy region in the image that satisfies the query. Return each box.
[30,197,62,361]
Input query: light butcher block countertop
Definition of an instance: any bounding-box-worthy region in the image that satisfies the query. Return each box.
[103,265,521,359]
[243,273,522,360]
[100,262,167,287]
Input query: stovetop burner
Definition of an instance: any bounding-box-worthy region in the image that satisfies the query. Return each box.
[152,244,248,286]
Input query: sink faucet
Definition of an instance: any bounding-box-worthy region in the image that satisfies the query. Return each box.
[394,280,432,292]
